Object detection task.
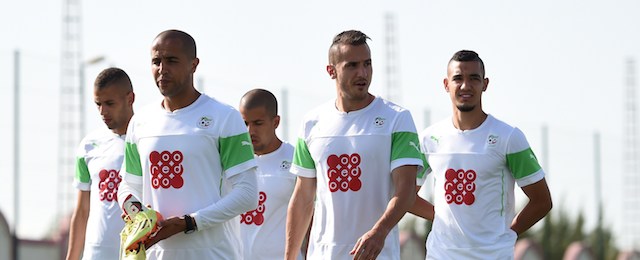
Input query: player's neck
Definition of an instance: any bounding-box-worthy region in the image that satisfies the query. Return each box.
[255,138,283,156]
[113,114,133,136]
[113,128,127,136]
[452,109,487,131]
[163,88,201,112]
[335,93,374,113]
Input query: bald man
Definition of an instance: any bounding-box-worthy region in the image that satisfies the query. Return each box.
[117,30,258,259]
[238,89,303,260]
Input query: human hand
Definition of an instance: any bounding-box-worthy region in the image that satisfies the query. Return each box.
[144,216,185,248]
[349,229,386,260]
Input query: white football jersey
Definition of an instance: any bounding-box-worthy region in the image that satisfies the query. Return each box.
[121,94,257,259]
[73,127,125,260]
[420,114,545,259]
[240,142,302,260]
[291,97,424,260]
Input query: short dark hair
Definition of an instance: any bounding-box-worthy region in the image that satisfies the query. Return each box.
[240,89,278,117]
[94,67,132,92]
[449,50,485,76]
[328,30,370,64]
[155,29,197,59]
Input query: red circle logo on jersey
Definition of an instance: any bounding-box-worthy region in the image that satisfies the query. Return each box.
[98,169,121,202]
[444,168,476,205]
[327,153,362,193]
[241,191,267,226]
[149,150,184,189]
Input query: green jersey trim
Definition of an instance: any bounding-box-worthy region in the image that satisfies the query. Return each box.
[219,132,254,171]
[293,138,315,170]
[506,148,542,179]
[124,142,143,176]
[417,152,428,179]
[391,131,423,160]
[391,131,422,160]
[75,156,90,183]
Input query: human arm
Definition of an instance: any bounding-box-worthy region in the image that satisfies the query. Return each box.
[145,168,258,247]
[510,178,552,235]
[116,172,143,214]
[285,176,316,260]
[350,165,417,260]
[505,128,553,235]
[408,185,435,221]
[65,191,90,260]
[117,131,144,214]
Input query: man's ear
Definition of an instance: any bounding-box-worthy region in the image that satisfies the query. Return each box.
[191,57,200,73]
[273,115,281,128]
[128,91,135,106]
[326,65,336,79]
[483,78,489,91]
[443,78,449,92]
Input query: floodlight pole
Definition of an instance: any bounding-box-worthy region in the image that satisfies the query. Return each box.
[13,49,21,260]
[594,132,604,260]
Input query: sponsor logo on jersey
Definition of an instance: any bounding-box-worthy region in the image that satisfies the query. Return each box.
[374,116,385,127]
[149,150,185,189]
[197,116,213,128]
[444,168,476,206]
[326,153,362,192]
[241,191,267,225]
[98,169,121,202]
[241,140,252,146]
[487,135,499,145]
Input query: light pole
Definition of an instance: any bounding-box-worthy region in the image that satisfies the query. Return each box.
[13,49,20,260]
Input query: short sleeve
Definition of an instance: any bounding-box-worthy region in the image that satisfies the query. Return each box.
[506,128,544,187]
[291,137,317,178]
[389,110,424,174]
[218,109,256,178]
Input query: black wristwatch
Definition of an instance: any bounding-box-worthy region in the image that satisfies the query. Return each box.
[183,214,196,234]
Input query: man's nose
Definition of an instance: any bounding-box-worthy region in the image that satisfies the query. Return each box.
[356,65,368,77]
[247,124,257,135]
[460,79,471,89]
[158,62,167,74]
[99,106,108,116]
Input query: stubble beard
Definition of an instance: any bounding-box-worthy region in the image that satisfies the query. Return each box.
[253,145,264,154]
[456,104,476,112]
[346,84,370,101]
[158,82,183,98]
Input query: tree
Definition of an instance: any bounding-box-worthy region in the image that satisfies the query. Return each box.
[522,206,618,259]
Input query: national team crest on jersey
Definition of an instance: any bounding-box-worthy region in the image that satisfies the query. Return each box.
[487,135,499,145]
[149,150,184,189]
[373,116,385,127]
[327,153,362,192]
[99,169,121,202]
[241,191,267,225]
[444,169,476,205]
[197,116,213,128]
[280,160,291,170]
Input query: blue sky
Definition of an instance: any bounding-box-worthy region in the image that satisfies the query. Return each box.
[1,0,639,250]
